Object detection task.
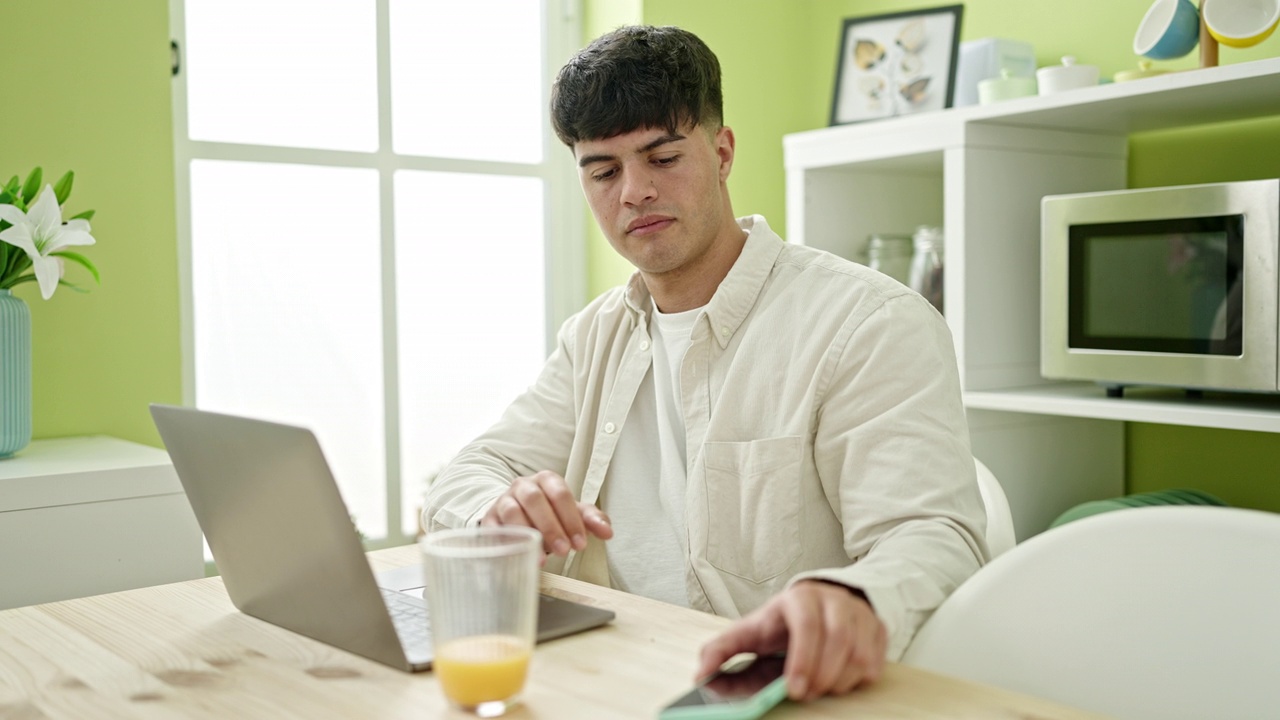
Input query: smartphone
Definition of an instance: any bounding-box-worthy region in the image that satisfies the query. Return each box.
[657,653,789,720]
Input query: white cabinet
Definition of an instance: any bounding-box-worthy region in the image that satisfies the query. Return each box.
[0,436,203,609]
[784,58,1280,539]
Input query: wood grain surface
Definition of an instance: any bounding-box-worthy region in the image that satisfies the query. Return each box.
[0,545,1108,719]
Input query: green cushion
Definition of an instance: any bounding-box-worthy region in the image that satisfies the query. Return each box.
[1050,489,1228,529]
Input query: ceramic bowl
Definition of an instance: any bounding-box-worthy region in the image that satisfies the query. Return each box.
[1134,0,1201,59]
[1204,0,1280,48]
[978,69,1038,104]
[1037,56,1100,95]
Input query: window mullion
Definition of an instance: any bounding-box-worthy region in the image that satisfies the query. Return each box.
[169,0,197,407]
[544,0,586,351]
[375,0,405,544]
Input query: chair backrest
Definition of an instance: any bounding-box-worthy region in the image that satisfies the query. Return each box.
[974,457,1016,557]
[901,506,1280,720]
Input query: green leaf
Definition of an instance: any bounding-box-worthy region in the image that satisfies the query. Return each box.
[52,251,100,284]
[57,278,90,293]
[6,253,32,280]
[69,209,95,222]
[53,170,75,205]
[0,275,89,295]
[5,176,19,194]
[0,185,22,210]
[3,246,23,278]
[20,167,42,204]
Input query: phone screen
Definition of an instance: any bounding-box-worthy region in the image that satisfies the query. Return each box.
[665,653,787,709]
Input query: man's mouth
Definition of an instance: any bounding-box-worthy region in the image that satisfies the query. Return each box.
[626,215,675,236]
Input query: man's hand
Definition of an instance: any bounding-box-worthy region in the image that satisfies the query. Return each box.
[480,470,613,557]
[697,580,887,702]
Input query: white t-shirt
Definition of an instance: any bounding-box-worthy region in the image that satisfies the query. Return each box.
[601,301,700,607]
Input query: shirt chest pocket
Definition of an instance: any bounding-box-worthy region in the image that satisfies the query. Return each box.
[702,436,803,584]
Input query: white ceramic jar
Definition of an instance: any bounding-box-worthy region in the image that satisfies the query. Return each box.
[1036,56,1100,95]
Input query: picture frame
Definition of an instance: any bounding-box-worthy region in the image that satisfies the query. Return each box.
[829,4,964,126]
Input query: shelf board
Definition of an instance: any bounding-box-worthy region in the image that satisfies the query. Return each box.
[0,436,178,513]
[974,56,1280,134]
[786,56,1280,170]
[965,383,1280,433]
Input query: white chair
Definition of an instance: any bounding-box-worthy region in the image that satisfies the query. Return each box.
[974,457,1016,558]
[901,506,1280,720]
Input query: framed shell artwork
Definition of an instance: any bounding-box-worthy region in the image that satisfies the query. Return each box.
[830,4,964,125]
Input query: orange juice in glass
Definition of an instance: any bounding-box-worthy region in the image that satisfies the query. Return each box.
[421,527,540,717]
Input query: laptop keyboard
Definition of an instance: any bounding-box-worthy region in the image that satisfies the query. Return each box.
[380,588,432,654]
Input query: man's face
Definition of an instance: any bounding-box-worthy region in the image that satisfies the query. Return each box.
[573,123,735,279]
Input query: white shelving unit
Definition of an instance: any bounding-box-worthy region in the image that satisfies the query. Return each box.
[784,57,1280,540]
[0,436,203,609]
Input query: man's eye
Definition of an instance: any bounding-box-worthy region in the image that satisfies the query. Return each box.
[654,155,679,166]
[592,168,617,182]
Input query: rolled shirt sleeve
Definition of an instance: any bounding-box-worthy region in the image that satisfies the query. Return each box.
[791,291,989,660]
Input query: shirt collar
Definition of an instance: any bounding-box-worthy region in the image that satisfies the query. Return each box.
[621,215,784,347]
[704,215,784,348]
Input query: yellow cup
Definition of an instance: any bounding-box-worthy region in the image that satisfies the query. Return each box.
[1204,0,1280,48]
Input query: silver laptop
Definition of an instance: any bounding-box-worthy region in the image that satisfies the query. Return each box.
[150,404,615,672]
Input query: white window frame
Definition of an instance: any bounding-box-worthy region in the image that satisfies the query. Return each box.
[168,0,585,548]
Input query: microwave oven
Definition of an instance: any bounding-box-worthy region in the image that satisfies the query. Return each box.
[1041,179,1280,397]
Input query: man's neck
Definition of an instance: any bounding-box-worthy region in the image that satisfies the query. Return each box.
[645,222,748,314]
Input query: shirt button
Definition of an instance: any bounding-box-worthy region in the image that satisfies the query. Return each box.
[721,327,731,337]
[604,422,616,434]
[640,341,650,351]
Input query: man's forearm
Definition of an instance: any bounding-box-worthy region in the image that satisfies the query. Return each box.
[421,449,519,531]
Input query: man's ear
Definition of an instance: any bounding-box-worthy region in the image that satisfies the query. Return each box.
[715,125,736,183]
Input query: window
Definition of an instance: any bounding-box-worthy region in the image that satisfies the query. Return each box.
[171,0,584,546]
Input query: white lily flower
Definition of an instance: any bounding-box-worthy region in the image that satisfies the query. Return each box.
[0,184,96,300]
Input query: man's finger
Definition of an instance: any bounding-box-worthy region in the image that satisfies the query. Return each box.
[579,503,614,540]
[831,595,887,695]
[510,477,574,554]
[780,589,824,701]
[535,473,589,551]
[809,590,862,698]
[697,605,786,680]
[485,494,534,528]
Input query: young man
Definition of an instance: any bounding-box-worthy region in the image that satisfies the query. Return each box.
[423,25,988,701]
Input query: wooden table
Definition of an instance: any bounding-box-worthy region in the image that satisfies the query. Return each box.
[0,545,1107,719]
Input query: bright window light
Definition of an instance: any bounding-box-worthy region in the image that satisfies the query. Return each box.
[175,1,576,547]
[184,0,378,151]
[189,159,388,538]
[389,0,543,163]
[394,171,547,533]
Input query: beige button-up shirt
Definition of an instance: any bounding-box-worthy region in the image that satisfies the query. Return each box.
[423,215,988,659]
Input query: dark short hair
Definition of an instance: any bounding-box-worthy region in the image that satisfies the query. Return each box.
[551,25,723,147]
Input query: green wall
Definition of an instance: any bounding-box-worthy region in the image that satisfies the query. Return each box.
[0,0,181,448]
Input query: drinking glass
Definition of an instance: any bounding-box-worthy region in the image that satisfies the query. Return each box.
[421,526,541,717]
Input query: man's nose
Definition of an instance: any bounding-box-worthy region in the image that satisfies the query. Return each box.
[620,167,657,206]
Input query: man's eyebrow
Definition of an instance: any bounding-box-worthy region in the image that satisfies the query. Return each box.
[576,132,687,168]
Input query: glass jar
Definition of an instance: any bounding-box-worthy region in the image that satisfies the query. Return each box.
[908,225,944,314]
[867,234,913,285]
